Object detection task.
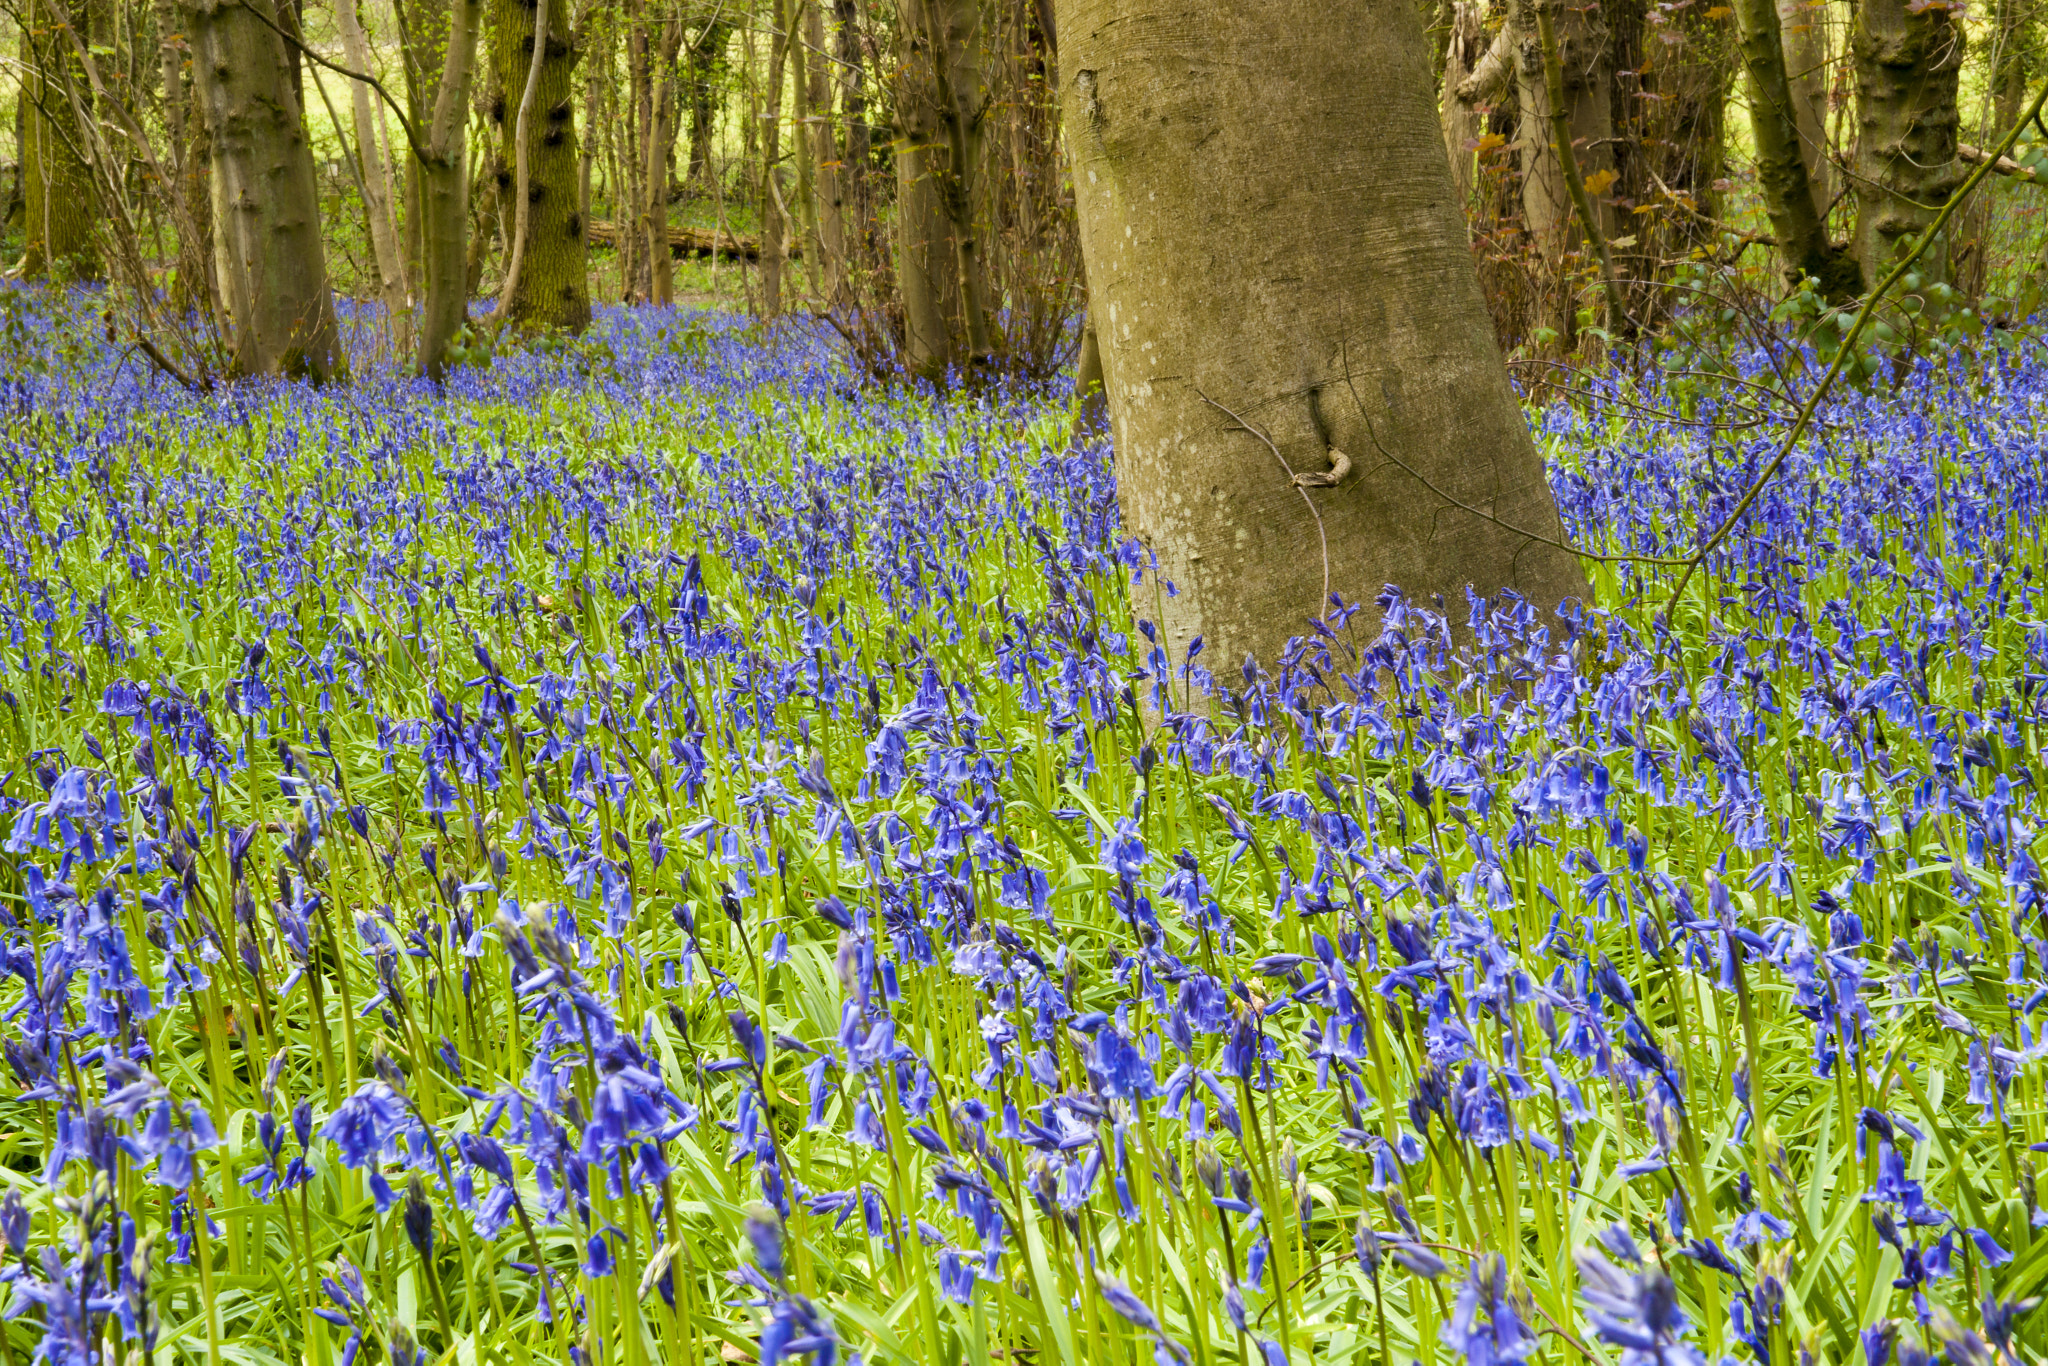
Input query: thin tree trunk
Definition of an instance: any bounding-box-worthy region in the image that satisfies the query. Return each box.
[1508,0,1612,263]
[1993,0,2031,132]
[760,0,791,316]
[496,0,549,314]
[685,20,730,185]
[644,6,682,305]
[807,0,844,298]
[912,0,994,360]
[792,0,822,298]
[182,0,340,378]
[1732,0,1861,297]
[1443,2,1504,209]
[833,0,871,265]
[1778,0,1833,202]
[337,0,412,346]
[893,27,961,374]
[414,0,485,375]
[158,0,216,318]
[1852,0,1966,283]
[1059,0,1585,671]
[623,0,650,299]
[1535,0,1623,333]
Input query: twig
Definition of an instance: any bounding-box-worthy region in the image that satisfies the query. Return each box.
[1662,76,2048,615]
[1327,349,1694,569]
[1194,387,1332,620]
[128,336,209,391]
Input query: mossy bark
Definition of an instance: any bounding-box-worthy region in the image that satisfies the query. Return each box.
[1851,0,1965,284]
[1732,0,1861,297]
[1059,0,1587,671]
[19,0,100,278]
[493,0,590,332]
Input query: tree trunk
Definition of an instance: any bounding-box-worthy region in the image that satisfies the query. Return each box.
[684,19,730,185]
[623,0,650,300]
[1732,0,1861,297]
[643,8,682,305]
[806,0,844,298]
[759,0,790,316]
[1851,0,1965,284]
[337,0,411,346]
[493,0,591,330]
[1509,0,1612,263]
[893,0,988,376]
[1993,0,2031,133]
[19,0,101,277]
[1778,0,1833,202]
[159,0,217,318]
[910,0,994,359]
[1442,1,1501,209]
[413,0,484,376]
[894,102,962,373]
[1624,0,1727,274]
[792,0,822,297]
[833,0,874,270]
[466,171,500,294]
[1058,0,1587,672]
[182,0,341,379]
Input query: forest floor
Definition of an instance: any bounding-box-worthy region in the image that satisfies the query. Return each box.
[0,298,2042,1366]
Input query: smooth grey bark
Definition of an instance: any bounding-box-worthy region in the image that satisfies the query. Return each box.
[182,0,341,379]
[1852,0,1966,283]
[1059,0,1587,672]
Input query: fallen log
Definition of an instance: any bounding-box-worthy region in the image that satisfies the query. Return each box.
[584,218,799,261]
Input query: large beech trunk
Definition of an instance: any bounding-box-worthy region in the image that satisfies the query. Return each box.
[1852,0,1966,284]
[182,0,341,379]
[1058,0,1587,672]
